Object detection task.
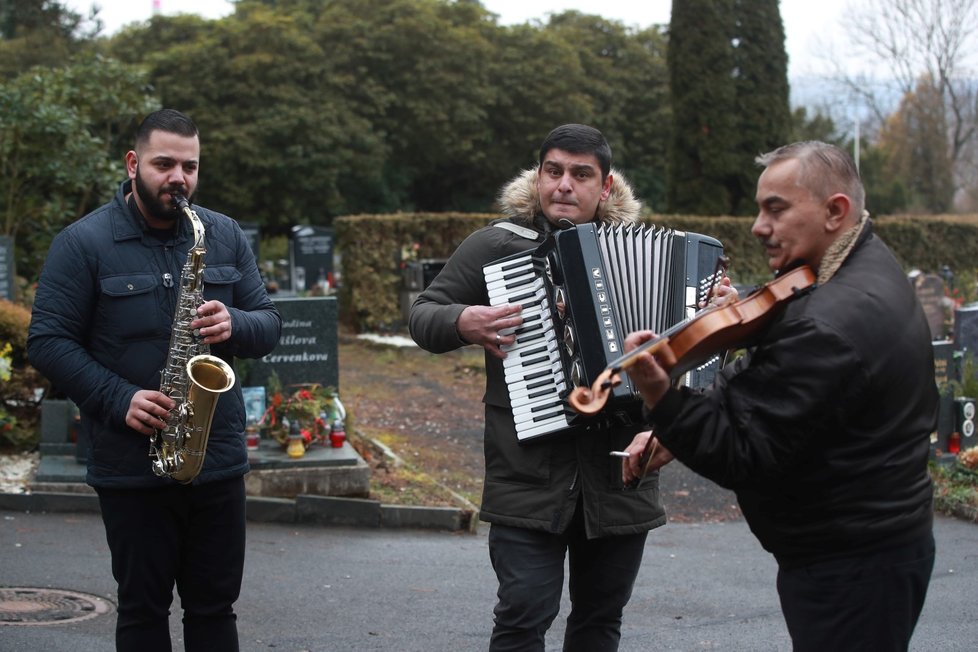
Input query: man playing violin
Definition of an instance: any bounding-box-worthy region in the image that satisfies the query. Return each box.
[621,141,937,652]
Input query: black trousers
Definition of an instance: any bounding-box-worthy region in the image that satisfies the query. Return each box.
[96,476,246,652]
[776,530,935,652]
[487,505,648,652]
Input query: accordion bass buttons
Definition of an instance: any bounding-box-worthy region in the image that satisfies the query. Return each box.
[563,322,576,356]
[554,286,567,320]
[564,323,586,387]
[570,359,585,387]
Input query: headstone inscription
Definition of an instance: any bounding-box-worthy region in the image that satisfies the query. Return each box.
[245,296,339,391]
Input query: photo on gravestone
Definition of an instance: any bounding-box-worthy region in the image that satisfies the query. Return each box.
[289,225,334,295]
[246,296,339,392]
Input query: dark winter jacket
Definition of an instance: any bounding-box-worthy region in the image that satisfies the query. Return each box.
[409,168,666,537]
[649,221,937,566]
[28,180,282,488]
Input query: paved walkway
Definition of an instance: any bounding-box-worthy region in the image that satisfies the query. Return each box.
[1,509,976,651]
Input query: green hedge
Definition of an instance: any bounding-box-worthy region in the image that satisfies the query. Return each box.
[334,212,978,332]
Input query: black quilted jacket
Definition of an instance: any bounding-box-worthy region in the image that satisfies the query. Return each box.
[28,180,282,488]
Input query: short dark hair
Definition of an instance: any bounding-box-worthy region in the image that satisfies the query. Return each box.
[135,108,198,149]
[538,124,612,179]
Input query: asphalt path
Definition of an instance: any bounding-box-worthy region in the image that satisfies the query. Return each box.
[1,509,976,651]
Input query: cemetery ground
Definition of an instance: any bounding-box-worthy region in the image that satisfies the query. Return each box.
[337,329,978,524]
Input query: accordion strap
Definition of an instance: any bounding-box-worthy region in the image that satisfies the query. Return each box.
[492,222,541,241]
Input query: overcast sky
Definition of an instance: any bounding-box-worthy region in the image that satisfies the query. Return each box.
[64,0,849,79]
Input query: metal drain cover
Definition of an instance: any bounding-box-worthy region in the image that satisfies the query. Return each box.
[0,587,114,625]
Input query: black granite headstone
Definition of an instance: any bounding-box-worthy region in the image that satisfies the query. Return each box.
[932,340,956,457]
[0,236,15,301]
[954,303,978,360]
[246,296,339,391]
[932,340,956,389]
[289,226,335,293]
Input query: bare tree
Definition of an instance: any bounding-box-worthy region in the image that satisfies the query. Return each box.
[839,0,978,210]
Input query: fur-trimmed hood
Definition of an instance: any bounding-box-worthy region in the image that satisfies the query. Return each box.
[496,167,642,226]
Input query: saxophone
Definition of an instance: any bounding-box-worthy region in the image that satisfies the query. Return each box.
[150,194,236,484]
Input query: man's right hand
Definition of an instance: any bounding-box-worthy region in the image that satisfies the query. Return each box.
[126,390,175,436]
[456,304,524,359]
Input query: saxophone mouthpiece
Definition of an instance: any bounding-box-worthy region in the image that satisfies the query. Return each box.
[172,194,190,211]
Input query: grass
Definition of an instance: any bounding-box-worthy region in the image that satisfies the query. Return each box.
[349,430,479,509]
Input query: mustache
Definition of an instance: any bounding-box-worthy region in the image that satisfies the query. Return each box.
[550,195,578,206]
[162,185,188,197]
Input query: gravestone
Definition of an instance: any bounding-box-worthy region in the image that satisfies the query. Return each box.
[932,340,956,389]
[399,259,448,322]
[289,226,335,293]
[912,272,946,340]
[246,296,339,391]
[954,303,978,361]
[0,236,15,301]
[238,222,260,262]
[932,340,957,459]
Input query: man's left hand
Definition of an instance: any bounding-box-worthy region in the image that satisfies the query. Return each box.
[622,330,672,408]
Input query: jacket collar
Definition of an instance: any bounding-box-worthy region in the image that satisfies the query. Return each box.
[496,167,643,228]
[816,211,872,285]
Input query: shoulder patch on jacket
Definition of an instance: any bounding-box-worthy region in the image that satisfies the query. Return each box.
[493,222,540,241]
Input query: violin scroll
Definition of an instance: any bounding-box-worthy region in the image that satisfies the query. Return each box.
[567,368,620,416]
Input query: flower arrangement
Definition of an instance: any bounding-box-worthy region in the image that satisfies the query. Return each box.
[960,446,978,472]
[261,377,344,451]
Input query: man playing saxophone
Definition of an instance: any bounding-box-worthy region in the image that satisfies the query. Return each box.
[28,108,282,651]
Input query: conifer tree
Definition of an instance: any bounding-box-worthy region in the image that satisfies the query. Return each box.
[667,0,737,215]
[729,0,791,214]
[667,0,790,215]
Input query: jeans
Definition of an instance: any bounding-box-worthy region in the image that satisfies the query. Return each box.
[96,476,246,652]
[487,507,648,652]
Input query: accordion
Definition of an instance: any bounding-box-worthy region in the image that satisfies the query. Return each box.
[484,223,725,441]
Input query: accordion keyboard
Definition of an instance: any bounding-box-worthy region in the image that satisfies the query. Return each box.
[484,252,572,440]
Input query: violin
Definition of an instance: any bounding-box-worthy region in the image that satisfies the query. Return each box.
[567,264,817,416]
